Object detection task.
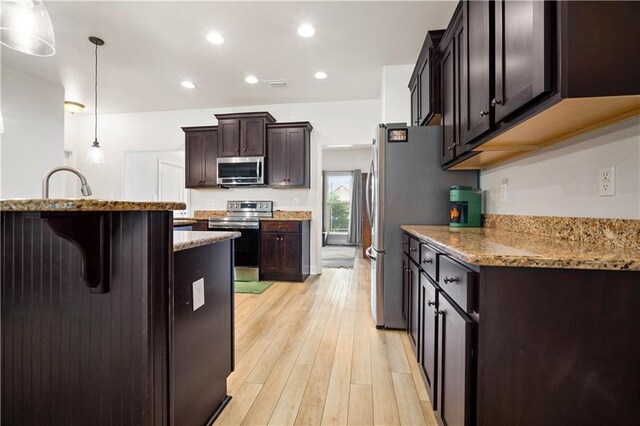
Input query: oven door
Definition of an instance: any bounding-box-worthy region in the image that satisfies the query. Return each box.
[217,157,264,186]
[209,223,260,281]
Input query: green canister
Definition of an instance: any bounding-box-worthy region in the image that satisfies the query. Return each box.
[450,186,481,228]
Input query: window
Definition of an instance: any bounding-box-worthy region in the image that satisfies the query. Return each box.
[325,172,352,233]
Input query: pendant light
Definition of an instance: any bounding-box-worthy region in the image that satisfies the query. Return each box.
[0,0,56,56]
[86,36,105,164]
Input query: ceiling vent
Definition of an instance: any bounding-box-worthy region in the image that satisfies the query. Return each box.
[265,79,289,88]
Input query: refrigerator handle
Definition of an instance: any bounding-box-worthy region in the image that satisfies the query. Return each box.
[366,155,374,224]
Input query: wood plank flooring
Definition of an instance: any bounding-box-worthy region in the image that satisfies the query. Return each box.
[215,256,436,426]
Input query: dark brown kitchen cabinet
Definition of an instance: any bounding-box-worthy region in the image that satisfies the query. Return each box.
[440,5,463,164]
[266,122,312,188]
[182,126,219,188]
[215,112,276,158]
[409,30,445,127]
[461,0,492,144]
[402,253,410,328]
[437,293,474,426]
[493,0,551,123]
[420,272,439,408]
[409,259,420,354]
[260,220,310,282]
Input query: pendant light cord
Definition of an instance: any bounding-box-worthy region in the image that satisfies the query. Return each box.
[94,41,98,144]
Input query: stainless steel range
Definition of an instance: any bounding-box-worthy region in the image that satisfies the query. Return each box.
[208,201,273,281]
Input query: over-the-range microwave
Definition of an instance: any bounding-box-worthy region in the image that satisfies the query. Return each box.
[217,156,264,186]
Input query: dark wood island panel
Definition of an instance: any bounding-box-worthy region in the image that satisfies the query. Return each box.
[1,210,173,425]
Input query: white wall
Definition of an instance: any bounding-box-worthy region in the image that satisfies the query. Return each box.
[480,115,640,219]
[1,65,65,198]
[380,64,413,125]
[65,99,381,274]
[322,146,372,172]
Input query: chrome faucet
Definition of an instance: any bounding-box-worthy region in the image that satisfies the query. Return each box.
[42,166,92,198]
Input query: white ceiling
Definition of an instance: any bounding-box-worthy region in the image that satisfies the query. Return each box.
[2,1,457,114]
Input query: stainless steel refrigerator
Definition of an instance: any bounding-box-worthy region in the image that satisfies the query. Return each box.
[365,123,478,329]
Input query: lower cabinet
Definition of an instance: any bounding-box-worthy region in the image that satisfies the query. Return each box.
[402,253,411,328]
[409,259,421,354]
[260,220,310,282]
[420,272,439,407]
[437,293,474,426]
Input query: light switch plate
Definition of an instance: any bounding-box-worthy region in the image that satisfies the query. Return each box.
[500,178,508,202]
[193,278,205,311]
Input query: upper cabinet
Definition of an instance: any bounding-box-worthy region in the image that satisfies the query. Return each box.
[409,30,445,126]
[182,126,218,188]
[413,0,640,170]
[215,112,276,157]
[267,122,312,188]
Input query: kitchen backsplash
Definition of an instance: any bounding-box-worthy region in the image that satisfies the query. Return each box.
[483,214,640,250]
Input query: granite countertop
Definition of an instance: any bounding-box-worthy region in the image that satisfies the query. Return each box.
[174,219,197,226]
[173,231,240,252]
[193,210,312,221]
[401,225,640,271]
[0,199,186,212]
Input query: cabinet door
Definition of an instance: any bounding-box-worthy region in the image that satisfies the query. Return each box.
[453,18,465,154]
[286,128,306,186]
[440,39,456,164]
[410,81,420,126]
[437,295,473,426]
[418,57,431,125]
[280,233,301,275]
[494,0,551,123]
[218,119,241,157]
[267,128,288,186]
[462,0,491,144]
[202,130,218,185]
[185,132,204,187]
[260,233,280,274]
[421,274,438,407]
[409,261,420,355]
[241,118,265,157]
[402,254,410,329]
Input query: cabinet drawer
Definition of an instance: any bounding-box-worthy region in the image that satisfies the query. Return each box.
[409,237,420,263]
[261,221,301,233]
[438,256,477,313]
[402,233,410,253]
[420,244,438,281]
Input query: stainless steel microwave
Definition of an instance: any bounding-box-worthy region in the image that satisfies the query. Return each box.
[217,157,264,186]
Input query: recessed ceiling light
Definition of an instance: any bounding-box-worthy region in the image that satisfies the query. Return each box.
[245,75,259,84]
[181,81,196,89]
[206,33,224,45]
[314,71,328,80]
[298,24,316,38]
[64,101,85,113]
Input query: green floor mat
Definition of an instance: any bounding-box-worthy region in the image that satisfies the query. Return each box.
[234,281,274,294]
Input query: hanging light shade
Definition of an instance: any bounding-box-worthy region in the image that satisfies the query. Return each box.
[86,36,105,164]
[0,0,56,56]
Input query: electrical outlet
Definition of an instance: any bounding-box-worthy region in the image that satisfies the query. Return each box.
[500,178,508,202]
[293,198,299,206]
[599,166,615,196]
[192,278,205,311]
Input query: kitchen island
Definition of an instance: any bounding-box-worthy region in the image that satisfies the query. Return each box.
[0,199,238,426]
[400,223,640,426]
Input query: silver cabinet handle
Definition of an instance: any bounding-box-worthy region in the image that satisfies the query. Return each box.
[427,300,436,307]
[409,247,417,252]
[447,146,455,151]
[443,277,459,284]
[491,98,502,107]
[422,258,433,264]
[437,310,445,316]
[480,110,489,117]
[401,241,408,245]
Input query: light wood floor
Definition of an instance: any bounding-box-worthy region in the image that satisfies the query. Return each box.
[215,255,437,426]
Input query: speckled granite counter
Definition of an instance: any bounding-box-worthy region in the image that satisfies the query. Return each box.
[0,199,186,211]
[401,225,640,271]
[173,219,197,226]
[193,210,311,221]
[173,231,240,252]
